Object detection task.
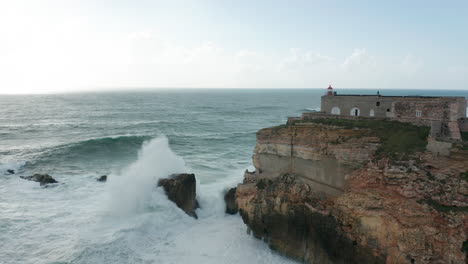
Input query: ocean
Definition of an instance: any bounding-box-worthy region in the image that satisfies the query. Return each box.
[1,89,467,264]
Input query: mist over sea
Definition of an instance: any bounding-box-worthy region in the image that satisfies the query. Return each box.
[1,89,467,264]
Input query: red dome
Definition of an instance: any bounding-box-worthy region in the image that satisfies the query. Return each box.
[327,85,333,90]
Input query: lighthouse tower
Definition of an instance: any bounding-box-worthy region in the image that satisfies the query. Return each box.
[326,84,334,96]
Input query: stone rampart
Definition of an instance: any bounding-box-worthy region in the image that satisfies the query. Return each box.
[459,117,468,132]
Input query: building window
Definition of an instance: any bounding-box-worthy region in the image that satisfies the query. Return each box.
[376,102,380,106]
[416,110,422,118]
[386,108,391,112]
[350,107,360,117]
[331,107,341,115]
[369,109,375,117]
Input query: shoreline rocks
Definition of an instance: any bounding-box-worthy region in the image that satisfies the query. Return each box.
[20,174,58,186]
[224,187,238,214]
[157,173,199,219]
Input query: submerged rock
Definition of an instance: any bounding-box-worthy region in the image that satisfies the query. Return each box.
[20,174,58,186]
[7,169,15,174]
[157,173,199,219]
[224,187,238,214]
[96,175,107,182]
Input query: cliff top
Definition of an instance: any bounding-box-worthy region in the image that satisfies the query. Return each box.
[287,117,430,159]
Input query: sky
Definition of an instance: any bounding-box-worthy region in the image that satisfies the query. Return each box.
[0,0,467,94]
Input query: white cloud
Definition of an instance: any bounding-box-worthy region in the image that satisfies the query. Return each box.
[0,5,466,94]
[1,1,468,93]
[342,48,376,71]
[281,48,334,70]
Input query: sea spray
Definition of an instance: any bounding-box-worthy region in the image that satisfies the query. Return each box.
[106,136,187,216]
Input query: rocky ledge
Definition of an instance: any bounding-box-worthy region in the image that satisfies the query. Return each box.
[234,119,468,264]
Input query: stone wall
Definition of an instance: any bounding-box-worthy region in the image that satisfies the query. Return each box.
[321,95,466,123]
[319,95,467,141]
[321,95,394,118]
[426,138,452,156]
[459,117,468,132]
[393,97,466,124]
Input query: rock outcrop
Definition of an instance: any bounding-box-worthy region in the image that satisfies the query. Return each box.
[96,175,107,182]
[236,120,468,264]
[224,187,238,214]
[158,173,199,219]
[20,173,58,186]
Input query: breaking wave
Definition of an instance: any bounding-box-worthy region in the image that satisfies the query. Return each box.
[303,107,320,112]
[106,136,187,216]
[37,135,151,161]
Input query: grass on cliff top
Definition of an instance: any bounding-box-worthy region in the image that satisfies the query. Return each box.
[461,132,468,142]
[461,172,468,181]
[417,199,468,213]
[293,118,430,158]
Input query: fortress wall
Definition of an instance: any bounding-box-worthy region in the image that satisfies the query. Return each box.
[459,118,468,132]
[321,95,394,118]
[322,95,466,124]
[393,98,465,123]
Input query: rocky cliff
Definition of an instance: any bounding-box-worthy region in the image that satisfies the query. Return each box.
[235,119,468,263]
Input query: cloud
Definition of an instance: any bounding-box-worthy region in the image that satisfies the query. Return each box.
[281,48,334,70]
[342,48,376,71]
[0,14,467,93]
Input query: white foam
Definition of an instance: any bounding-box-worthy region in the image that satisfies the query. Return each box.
[0,160,26,175]
[304,107,320,112]
[1,136,297,264]
[106,136,186,216]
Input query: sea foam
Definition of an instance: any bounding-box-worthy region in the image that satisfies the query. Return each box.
[106,136,186,216]
[0,160,26,175]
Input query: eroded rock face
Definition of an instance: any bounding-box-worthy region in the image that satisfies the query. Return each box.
[237,174,385,264]
[236,122,468,264]
[158,173,199,219]
[224,187,238,214]
[20,174,58,186]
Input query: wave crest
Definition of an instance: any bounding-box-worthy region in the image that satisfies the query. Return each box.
[28,136,153,170]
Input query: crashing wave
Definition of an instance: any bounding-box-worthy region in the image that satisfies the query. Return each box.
[303,107,320,112]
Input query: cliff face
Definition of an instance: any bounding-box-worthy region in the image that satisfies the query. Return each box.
[251,123,380,197]
[237,121,468,264]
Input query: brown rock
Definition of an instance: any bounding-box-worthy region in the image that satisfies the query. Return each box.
[224,187,238,214]
[157,173,199,219]
[20,173,58,186]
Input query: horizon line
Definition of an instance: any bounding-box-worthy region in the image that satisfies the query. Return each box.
[1,87,468,95]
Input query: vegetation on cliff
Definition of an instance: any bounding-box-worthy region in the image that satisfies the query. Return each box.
[292,118,430,158]
[461,131,468,141]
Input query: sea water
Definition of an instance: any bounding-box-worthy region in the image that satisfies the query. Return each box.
[1,89,467,264]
